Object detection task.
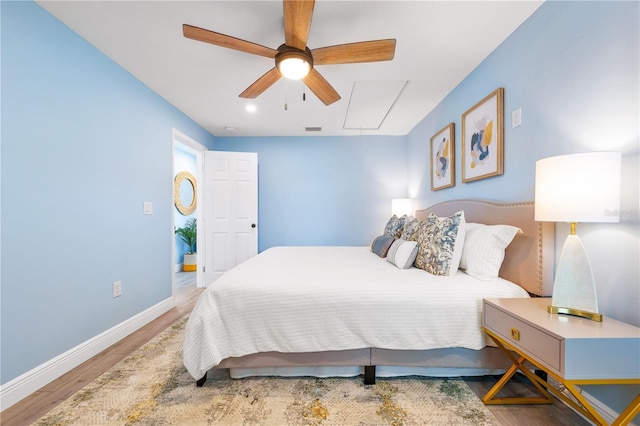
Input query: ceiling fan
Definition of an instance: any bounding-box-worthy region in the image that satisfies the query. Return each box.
[183,0,396,106]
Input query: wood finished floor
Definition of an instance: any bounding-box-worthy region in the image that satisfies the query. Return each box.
[0,272,204,426]
[2,272,590,426]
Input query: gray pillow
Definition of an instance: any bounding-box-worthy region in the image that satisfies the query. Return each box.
[370,235,396,258]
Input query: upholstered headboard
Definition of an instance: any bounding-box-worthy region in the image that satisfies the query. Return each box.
[416,199,554,296]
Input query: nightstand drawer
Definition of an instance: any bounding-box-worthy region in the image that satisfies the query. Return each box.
[484,303,561,371]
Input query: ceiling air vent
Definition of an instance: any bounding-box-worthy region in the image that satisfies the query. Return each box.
[305,126,322,132]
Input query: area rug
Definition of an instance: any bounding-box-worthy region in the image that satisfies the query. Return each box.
[33,318,499,426]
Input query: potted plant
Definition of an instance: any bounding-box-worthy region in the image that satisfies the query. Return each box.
[175,218,197,271]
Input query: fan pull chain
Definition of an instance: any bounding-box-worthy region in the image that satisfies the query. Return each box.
[303,85,306,102]
[284,79,288,110]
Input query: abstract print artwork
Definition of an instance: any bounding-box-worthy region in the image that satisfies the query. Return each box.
[462,88,504,182]
[430,123,455,190]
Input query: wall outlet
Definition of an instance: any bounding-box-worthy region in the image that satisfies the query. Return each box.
[113,281,122,298]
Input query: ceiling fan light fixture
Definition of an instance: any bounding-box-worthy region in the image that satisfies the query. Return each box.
[276,47,313,80]
[278,57,310,80]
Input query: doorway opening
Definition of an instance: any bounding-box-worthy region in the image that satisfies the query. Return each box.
[172,129,206,300]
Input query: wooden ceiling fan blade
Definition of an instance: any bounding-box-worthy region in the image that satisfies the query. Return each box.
[303,69,341,106]
[283,0,315,51]
[239,67,282,99]
[311,39,396,65]
[183,24,278,58]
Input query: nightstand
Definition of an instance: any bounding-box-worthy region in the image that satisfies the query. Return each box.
[482,297,640,426]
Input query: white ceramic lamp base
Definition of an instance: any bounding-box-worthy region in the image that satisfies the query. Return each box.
[548,234,602,321]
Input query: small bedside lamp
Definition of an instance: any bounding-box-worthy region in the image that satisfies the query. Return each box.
[534,152,621,322]
[392,198,413,217]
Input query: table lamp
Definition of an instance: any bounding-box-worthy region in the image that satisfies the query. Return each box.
[534,152,621,321]
[392,198,413,217]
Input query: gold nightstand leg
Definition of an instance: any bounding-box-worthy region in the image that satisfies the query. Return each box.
[482,360,519,404]
[609,392,640,426]
[482,338,554,405]
[563,382,608,425]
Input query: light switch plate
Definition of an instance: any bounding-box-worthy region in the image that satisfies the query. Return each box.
[143,202,153,215]
[512,108,522,128]
[113,281,122,298]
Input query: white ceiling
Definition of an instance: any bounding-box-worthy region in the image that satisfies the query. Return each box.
[37,1,543,137]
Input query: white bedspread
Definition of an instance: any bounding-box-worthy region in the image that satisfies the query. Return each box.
[183,246,529,380]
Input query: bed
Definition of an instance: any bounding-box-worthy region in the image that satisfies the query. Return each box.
[184,199,555,386]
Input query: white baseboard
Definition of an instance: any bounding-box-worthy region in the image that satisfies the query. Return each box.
[0,297,175,411]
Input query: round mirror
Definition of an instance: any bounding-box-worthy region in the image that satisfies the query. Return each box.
[180,178,194,207]
[174,171,197,215]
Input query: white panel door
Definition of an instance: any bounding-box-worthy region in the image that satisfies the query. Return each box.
[204,151,258,283]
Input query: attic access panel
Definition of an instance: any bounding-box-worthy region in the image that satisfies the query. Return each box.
[343,81,407,130]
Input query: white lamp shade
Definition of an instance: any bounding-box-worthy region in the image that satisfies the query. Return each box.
[391,198,412,217]
[535,152,621,223]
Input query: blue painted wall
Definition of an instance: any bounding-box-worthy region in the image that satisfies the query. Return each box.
[214,136,409,252]
[1,2,215,384]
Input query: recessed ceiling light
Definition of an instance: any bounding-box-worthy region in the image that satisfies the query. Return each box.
[225,126,236,132]
[245,104,257,113]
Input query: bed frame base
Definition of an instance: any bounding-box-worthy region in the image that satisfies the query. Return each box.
[196,373,207,387]
[193,346,514,387]
[195,366,377,387]
[364,365,376,385]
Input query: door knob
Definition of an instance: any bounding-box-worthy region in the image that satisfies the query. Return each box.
[251,223,256,228]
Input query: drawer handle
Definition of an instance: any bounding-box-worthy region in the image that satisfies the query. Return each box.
[510,328,520,341]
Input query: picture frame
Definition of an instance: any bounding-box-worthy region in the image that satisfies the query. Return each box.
[461,88,504,182]
[430,123,455,191]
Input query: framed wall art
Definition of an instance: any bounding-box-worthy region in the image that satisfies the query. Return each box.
[461,88,504,182]
[430,123,455,191]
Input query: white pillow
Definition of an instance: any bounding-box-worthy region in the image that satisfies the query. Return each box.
[460,223,522,280]
[450,213,466,274]
[386,239,419,269]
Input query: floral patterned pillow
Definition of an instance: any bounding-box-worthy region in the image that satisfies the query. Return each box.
[383,215,407,238]
[413,210,466,276]
[401,217,420,240]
